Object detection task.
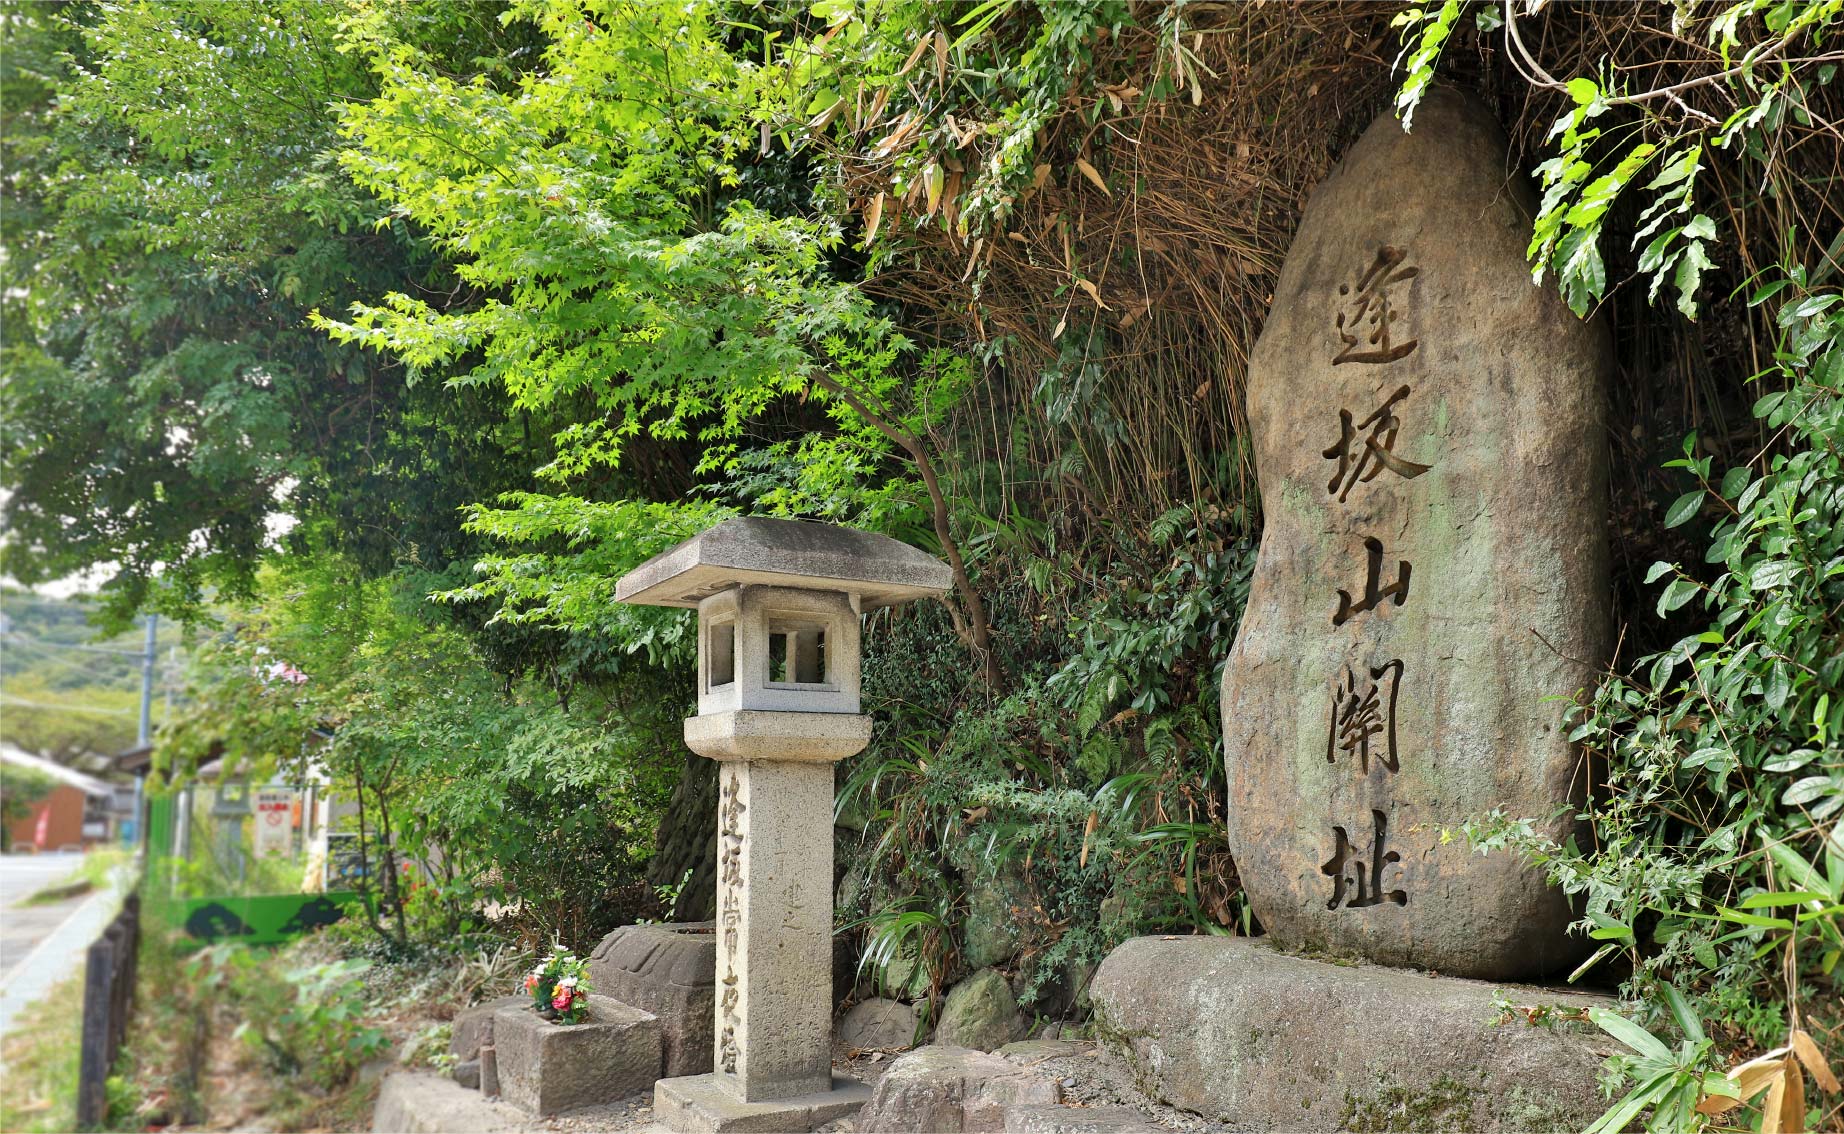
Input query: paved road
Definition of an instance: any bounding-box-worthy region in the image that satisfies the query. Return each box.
[0,852,87,980]
[0,852,127,1036]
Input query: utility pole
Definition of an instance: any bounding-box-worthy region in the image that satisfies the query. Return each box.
[131,613,156,853]
[137,614,157,747]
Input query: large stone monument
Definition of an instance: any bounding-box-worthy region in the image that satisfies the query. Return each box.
[1091,89,1619,1133]
[1221,87,1610,981]
[616,517,953,1133]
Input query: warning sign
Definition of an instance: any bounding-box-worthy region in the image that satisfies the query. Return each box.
[253,788,297,859]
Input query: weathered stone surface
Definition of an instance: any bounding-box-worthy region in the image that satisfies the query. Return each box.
[1090,936,1616,1132]
[710,760,839,1102]
[589,920,717,1078]
[616,516,955,611]
[1003,1104,1161,1133]
[996,1040,1081,1063]
[1221,88,1610,980]
[856,1046,1059,1134]
[653,1072,870,1134]
[492,994,662,1116]
[838,997,921,1051]
[449,995,525,1063]
[937,969,1025,1052]
[372,1070,529,1133]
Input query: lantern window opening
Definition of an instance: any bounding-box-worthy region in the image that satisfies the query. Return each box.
[705,617,737,691]
[764,612,835,690]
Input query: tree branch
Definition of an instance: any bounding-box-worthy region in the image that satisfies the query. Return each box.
[809,371,1003,690]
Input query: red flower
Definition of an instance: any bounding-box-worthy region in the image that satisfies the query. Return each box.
[552,987,573,1011]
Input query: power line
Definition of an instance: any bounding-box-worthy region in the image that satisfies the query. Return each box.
[0,637,129,681]
[0,632,146,657]
[0,695,138,717]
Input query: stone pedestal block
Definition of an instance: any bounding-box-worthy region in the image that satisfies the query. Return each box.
[654,1073,871,1134]
[589,920,718,1077]
[491,994,661,1116]
[1090,936,1617,1132]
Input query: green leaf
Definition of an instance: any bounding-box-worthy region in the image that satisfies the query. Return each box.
[1590,1006,1674,1062]
[1749,560,1803,589]
[1657,578,1699,617]
[1664,491,1703,528]
[1783,776,1835,807]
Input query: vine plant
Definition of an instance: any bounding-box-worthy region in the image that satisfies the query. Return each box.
[1398,2,1843,1129]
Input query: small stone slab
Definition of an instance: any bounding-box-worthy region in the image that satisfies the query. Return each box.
[856,1046,1059,1134]
[1090,936,1617,1133]
[653,1072,870,1134]
[1003,1104,1161,1134]
[589,921,718,1078]
[838,997,921,1052]
[493,994,662,1117]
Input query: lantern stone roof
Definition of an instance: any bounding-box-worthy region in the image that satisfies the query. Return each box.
[616,517,953,610]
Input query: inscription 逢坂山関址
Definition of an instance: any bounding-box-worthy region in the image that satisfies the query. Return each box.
[1321,809,1407,910]
[717,767,745,1075]
[1326,660,1403,775]
[1322,384,1433,503]
[1334,246,1420,366]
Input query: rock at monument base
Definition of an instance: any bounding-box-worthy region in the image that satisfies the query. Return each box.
[1220,87,1611,981]
[449,995,526,1064]
[372,1070,529,1134]
[588,919,718,1077]
[653,1072,870,1134]
[451,1058,480,1091]
[1090,936,1617,1133]
[1002,1104,1162,1134]
[937,968,1026,1052]
[492,994,662,1116]
[855,1045,1059,1134]
[839,997,922,1051]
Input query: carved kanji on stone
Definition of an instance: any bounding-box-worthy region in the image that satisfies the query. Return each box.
[1334,246,1420,366]
[1322,385,1433,503]
[1326,660,1403,775]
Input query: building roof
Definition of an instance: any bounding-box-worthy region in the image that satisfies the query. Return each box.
[1,744,114,797]
[615,517,953,611]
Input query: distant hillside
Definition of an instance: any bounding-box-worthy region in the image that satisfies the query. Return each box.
[0,588,185,761]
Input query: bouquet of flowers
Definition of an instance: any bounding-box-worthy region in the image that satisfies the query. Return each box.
[523,948,592,1025]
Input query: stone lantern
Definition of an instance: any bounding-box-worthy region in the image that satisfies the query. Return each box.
[617,517,951,1132]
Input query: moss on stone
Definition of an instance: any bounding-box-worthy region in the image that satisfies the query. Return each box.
[1339,1074,1479,1133]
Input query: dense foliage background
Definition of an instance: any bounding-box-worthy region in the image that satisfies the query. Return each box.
[2,0,1838,1128]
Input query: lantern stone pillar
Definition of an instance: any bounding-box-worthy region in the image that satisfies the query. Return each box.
[616,517,951,1133]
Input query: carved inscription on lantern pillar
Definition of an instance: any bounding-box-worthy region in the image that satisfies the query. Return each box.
[716,766,745,1076]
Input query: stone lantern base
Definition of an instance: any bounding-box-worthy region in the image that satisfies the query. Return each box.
[655,1073,871,1134]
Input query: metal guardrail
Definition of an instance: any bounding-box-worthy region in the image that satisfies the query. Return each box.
[76,894,140,1128]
